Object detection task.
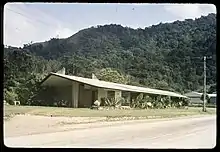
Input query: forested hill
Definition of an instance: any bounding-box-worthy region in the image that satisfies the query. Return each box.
[4,13,216,104]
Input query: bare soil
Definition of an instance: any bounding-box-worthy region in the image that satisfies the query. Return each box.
[4,114,211,138]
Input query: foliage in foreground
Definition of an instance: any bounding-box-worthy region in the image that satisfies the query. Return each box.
[100,93,190,109]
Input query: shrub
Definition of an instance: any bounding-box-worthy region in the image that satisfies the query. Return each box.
[102,97,125,107]
[4,89,19,105]
[182,98,190,106]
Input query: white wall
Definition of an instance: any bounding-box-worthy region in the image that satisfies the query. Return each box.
[98,88,107,102]
[190,97,203,104]
[79,85,93,108]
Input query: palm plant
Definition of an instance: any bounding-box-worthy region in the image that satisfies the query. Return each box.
[153,96,164,109]
[162,96,171,108]
[142,95,153,109]
[132,94,155,109]
[133,93,144,109]
[102,97,125,108]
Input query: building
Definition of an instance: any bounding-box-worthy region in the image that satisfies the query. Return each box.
[207,93,216,104]
[184,91,203,104]
[39,70,188,108]
[184,91,217,105]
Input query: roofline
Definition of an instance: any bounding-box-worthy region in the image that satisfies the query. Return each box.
[39,73,53,86]
[40,73,188,98]
[207,94,217,97]
[40,73,144,95]
[185,91,203,94]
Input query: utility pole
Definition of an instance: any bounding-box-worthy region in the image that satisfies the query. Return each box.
[192,56,212,112]
[203,56,206,112]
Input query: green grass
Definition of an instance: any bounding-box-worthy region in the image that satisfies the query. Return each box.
[4,105,216,119]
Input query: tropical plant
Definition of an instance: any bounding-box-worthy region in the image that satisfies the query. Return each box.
[4,89,18,105]
[182,98,190,106]
[163,96,172,108]
[102,97,125,108]
[132,93,155,109]
[142,95,153,109]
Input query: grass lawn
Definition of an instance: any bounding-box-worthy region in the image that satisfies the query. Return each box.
[4,105,216,119]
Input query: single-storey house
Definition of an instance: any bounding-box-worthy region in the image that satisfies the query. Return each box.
[184,91,217,105]
[39,69,188,108]
[207,93,216,104]
[184,91,203,104]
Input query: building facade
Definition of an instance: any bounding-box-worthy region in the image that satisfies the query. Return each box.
[38,71,188,108]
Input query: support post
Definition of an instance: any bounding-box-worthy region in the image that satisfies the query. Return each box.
[127,92,131,103]
[203,56,206,112]
[72,82,79,108]
[115,91,122,101]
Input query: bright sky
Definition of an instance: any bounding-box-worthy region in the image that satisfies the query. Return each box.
[4,3,216,47]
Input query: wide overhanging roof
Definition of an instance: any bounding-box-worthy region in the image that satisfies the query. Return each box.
[184,92,217,98]
[184,91,203,98]
[208,94,216,97]
[41,72,188,98]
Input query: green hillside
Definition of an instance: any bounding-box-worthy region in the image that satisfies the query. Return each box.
[4,13,216,105]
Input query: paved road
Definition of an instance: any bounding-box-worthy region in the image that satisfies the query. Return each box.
[4,115,216,148]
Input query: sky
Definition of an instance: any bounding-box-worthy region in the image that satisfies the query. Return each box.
[4,3,216,47]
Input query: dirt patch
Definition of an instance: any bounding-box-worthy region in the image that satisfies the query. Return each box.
[4,114,106,137]
[4,114,211,138]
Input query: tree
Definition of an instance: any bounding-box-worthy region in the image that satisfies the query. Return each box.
[95,68,129,84]
[208,84,216,93]
[4,13,216,106]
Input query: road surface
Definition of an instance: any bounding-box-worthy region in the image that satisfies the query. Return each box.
[4,115,216,148]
